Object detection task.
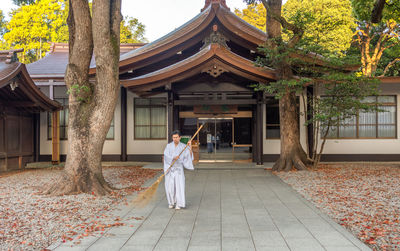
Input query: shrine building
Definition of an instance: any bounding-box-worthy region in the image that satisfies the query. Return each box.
[1,0,400,171]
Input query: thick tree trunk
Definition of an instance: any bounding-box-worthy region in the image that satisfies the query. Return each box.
[46,0,122,196]
[263,0,310,171]
[272,90,309,171]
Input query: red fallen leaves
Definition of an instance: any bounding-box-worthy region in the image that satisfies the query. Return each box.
[276,164,400,251]
[0,166,160,250]
[366,238,377,244]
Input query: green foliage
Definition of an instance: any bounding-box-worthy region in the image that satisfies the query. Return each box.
[283,0,355,56]
[235,4,266,32]
[2,0,146,64]
[3,0,69,63]
[236,0,355,55]
[352,0,400,77]
[352,0,400,22]
[67,83,92,103]
[120,16,147,43]
[311,77,380,131]
[243,0,381,166]
[377,46,400,76]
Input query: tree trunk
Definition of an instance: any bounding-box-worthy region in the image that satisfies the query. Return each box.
[46,0,122,196]
[272,90,309,171]
[263,0,310,171]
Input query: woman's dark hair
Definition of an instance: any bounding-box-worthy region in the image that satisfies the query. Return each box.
[171,130,181,137]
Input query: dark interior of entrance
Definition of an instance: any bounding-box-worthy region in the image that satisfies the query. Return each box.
[179,116,252,162]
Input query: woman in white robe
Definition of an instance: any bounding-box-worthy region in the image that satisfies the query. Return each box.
[163,131,194,209]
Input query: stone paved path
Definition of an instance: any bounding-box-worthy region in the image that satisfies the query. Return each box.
[51,166,371,251]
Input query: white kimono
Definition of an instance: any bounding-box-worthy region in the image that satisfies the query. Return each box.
[163,142,194,208]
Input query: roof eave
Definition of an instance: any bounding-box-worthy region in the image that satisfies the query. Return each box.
[121,44,276,92]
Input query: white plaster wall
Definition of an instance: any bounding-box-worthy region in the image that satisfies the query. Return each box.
[126,92,168,155]
[263,96,308,154]
[40,92,121,155]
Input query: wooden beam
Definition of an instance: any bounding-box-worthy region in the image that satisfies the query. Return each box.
[120,87,127,161]
[51,111,60,165]
[174,99,256,106]
[167,91,174,142]
[0,101,36,107]
[255,92,263,165]
[34,113,40,162]
[179,111,252,118]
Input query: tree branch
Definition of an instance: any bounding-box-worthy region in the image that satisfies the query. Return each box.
[371,0,386,23]
[261,0,304,47]
[381,58,400,76]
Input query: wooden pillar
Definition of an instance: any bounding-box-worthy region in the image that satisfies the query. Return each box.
[120,87,127,161]
[255,92,263,165]
[167,91,174,142]
[306,86,314,158]
[252,107,256,162]
[51,111,60,165]
[34,113,40,162]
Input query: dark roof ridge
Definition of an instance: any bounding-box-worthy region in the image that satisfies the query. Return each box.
[202,0,229,12]
[0,49,24,64]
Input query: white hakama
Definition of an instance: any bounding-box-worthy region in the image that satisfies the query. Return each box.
[163,142,194,208]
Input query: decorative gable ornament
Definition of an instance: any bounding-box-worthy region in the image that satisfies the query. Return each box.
[202,64,228,78]
[201,25,230,50]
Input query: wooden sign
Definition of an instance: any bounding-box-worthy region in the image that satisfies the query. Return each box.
[194,105,238,114]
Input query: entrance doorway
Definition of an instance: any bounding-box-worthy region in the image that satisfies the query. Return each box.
[198,118,233,162]
[179,116,253,162]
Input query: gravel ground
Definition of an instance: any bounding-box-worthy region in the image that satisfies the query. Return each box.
[275,163,400,251]
[0,166,160,250]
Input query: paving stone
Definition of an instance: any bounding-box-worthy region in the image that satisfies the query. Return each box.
[251,230,288,247]
[222,237,255,251]
[188,246,221,251]
[119,245,154,251]
[313,231,354,247]
[153,236,190,251]
[53,167,371,251]
[285,237,325,250]
[86,237,128,251]
[324,246,362,251]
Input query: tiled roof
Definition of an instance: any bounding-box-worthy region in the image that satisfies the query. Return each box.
[27,43,146,78]
[0,49,61,112]
[0,49,24,87]
[122,43,276,92]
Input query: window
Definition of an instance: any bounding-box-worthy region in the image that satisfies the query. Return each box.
[48,86,114,140]
[326,96,397,139]
[266,99,280,139]
[265,98,299,139]
[134,98,167,139]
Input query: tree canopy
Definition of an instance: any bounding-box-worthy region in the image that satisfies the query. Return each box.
[352,0,400,76]
[236,0,355,55]
[1,0,147,63]
[234,4,266,32]
[120,16,147,43]
[3,0,69,63]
